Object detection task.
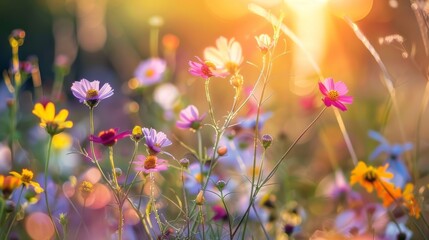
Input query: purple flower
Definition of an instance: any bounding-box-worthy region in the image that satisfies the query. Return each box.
[134,155,168,174]
[134,58,166,86]
[71,78,114,108]
[143,128,172,155]
[176,105,206,131]
[89,128,131,147]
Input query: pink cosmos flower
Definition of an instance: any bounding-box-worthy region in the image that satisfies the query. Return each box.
[176,105,206,131]
[71,78,114,108]
[204,36,243,75]
[188,57,227,79]
[318,78,353,111]
[134,155,168,174]
[134,58,166,86]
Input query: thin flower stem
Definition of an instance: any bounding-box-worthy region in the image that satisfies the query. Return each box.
[3,186,24,239]
[109,147,120,190]
[118,201,124,240]
[124,142,139,189]
[199,205,205,240]
[150,172,163,233]
[205,78,217,129]
[45,135,61,239]
[414,79,429,181]
[181,168,190,238]
[333,109,358,166]
[251,204,269,240]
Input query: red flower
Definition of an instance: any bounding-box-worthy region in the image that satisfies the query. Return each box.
[89,128,130,147]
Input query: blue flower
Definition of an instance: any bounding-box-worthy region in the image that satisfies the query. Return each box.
[368,130,412,188]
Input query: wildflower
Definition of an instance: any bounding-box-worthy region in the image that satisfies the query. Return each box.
[89,128,131,147]
[9,169,44,194]
[134,58,166,86]
[9,29,26,47]
[368,130,412,188]
[176,105,206,131]
[79,180,94,199]
[402,183,421,218]
[32,102,73,136]
[52,132,73,150]
[318,78,353,111]
[204,36,243,75]
[188,57,226,79]
[261,134,273,149]
[212,205,228,221]
[143,127,172,155]
[131,125,143,142]
[71,78,114,108]
[179,158,190,168]
[195,190,205,205]
[217,146,227,156]
[255,34,273,54]
[0,175,22,198]
[350,161,401,207]
[134,155,168,174]
[384,222,413,240]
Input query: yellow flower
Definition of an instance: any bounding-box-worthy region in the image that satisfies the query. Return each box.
[52,132,73,150]
[9,169,44,194]
[402,183,421,218]
[79,180,94,199]
[32,102,73,136]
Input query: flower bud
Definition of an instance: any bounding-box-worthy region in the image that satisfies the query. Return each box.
[229,74,244,90]
[255,34,272,54]
[5,200,16,213]
[216,180,226,191]
[131,126,143,142]
[261,134,273,149]
[217,146,227,156]
[9,29,26,47]
[59,213,68,226]
[180,158,190,168]
[7,99,14,109]
[114,167,123,177]
[195,190,205,205]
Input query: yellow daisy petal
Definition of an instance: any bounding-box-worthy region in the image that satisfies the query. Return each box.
[30,181,44,193]
[32,103,45,119]
[45,102,55,121]
[54,109,69,123]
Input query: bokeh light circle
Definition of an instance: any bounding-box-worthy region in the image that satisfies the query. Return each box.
[25,212,55,240]
[328,0,373,21]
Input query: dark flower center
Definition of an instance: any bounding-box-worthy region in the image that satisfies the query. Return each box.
[144,155,157,169]
[364,170,378,183]
[99,129,117,146]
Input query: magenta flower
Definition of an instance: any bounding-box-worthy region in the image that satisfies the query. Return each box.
[212,205,228,221]
[89,128,131,147]
[71,78,114,108]
[134,58,166,86]
[176,105,206,131]
[188,57,227,79]
[318,78,353,111]
[134,155,168,174]
[143,128,172,155]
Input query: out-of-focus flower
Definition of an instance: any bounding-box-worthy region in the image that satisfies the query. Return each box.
[255,34,273,54]
[9,29,26,47]
[143,128,172,155]
[134,155,168,174]
[350,161,401,207]
[195,190,205,205]
[309,229,348,240]
[89,128,131,147]
[9,169,44,194]
[71,78,114,108]
[0,175,21,198]
[368,131,412,188]
[318,78,353,111]
[188,56,227,79]
[134,58,166,86]
[32,102,73,136]
[212,205,228,221]
[79,180,94,200]
[176,105,206,131]
[162,34,180,52]
[383,222,412,240]
[402,183,420,218]
[52,132,73,150]
[204,36,243,75]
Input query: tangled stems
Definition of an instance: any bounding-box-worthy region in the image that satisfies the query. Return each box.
[45,135,61,239]
[149,172,163,233]
[3,186,24,239]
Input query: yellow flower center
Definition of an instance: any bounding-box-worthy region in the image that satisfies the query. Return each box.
[144,155,157,169]
[79,180,94,199]
[328,90,339,101]
[364,169,378,183]
[195,173,203,183]
[145,68,155,78]
[21,169,34,183]
[86,89,99,99]
[225,62,238,75]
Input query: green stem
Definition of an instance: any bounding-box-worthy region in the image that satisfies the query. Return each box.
[150,172,163,232]
[3,186,24,239]
[181,168,190,238]
[205,78,217,129]
[124,142,139,188]
[109,147,119,190]
[45,135,61,239]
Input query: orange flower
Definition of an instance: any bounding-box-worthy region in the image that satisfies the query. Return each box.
[402,183,421,218]
[0,175,22,198]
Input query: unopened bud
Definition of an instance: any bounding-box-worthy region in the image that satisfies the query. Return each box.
[216,180,226,191]
[5,200,16,213]
[195,190,205,205]
[261,134,273,149]
[229,74,244,89]
[59,213,68,226]
[7,99,14,109]
[180,158,190,168]
[114,168,122,177]
[255,34,272,54]
[131,126,143,142]
[217,146,227,156]
[9,29,26,47]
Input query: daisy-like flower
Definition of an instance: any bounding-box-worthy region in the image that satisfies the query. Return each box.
[188,56,227,79]
[204,36,243,75]
[79,180,94,200]
[255,34,273,54]
[0,175,22,198]
[71,78,114,108]
[350,161,401,207]
[134,58,166,86]
[318,78,353,111]
[143,127,172,155]
[133,155,168,174]
[9,169,44,194]
[176,105,206,131]
[32,102,73,136]
[89,128,131,147]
